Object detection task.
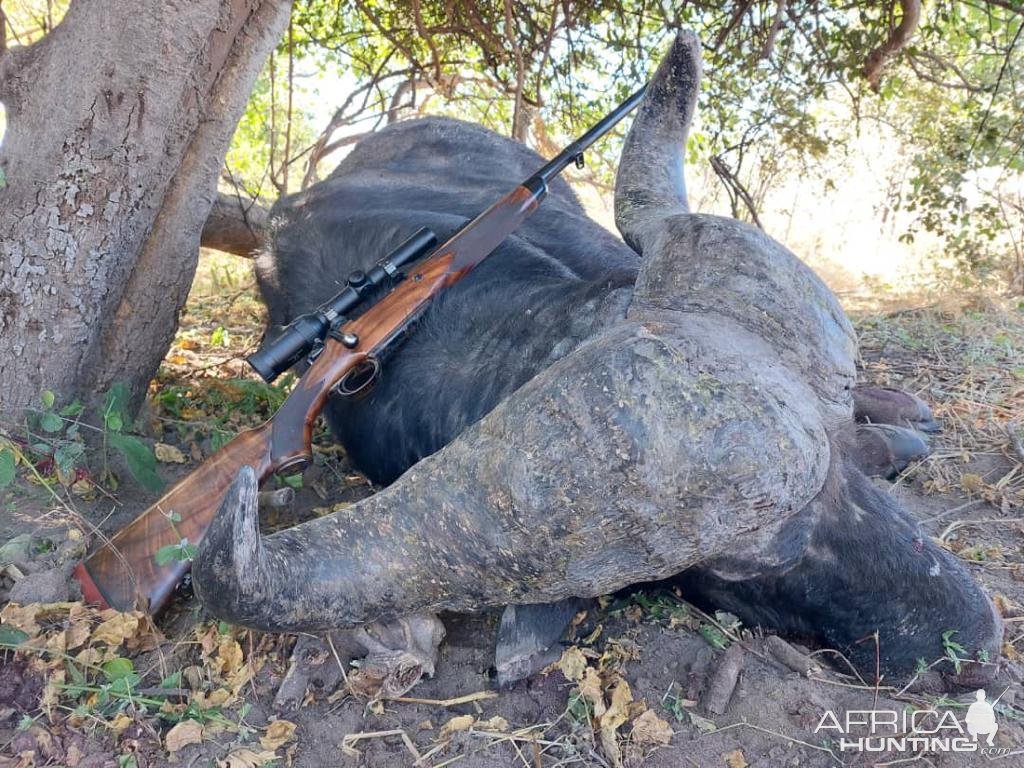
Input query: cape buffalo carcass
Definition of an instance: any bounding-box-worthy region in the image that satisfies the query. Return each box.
[193,32,1002,691]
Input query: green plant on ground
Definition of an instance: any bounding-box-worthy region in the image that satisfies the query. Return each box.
[941,629,967,674]
[0,384,164,496]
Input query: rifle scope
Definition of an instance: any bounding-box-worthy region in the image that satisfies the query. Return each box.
[247,227,438,383]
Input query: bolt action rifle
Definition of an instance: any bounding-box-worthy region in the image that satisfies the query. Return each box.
[73,85,647,614]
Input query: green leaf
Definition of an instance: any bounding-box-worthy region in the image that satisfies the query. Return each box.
[103,383,131,433]
[40,412,63,433]
[282,474,303,489]
[161,670,182,689]
[210,326,229,347]
[40,390,55,409]
[154,544,180,567]
[60,401,84,417]
[0,625,30,646]
[698,623,729,650]
[66,660,87,687]
[0,449,15,487]
[102,657,135,682]
[54,442,85,474]
[108,433,164,493]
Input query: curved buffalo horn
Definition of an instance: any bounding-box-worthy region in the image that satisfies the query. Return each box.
[193,320,829,632]
[614,31,701,254]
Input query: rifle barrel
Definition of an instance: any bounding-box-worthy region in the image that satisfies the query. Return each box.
[529,85,647,187]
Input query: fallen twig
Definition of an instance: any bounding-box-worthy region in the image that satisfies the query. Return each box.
[391,690,498,707]
[765,635,821,677]
[702,641,745,715]
[341,728,422,760]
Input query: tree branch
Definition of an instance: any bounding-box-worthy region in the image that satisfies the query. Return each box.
[759,0,788,61]
[863,0,922,92]
[200,191,269,257]
[710,154,764,230]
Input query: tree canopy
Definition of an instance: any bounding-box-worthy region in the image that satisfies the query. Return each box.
[3,0,1022,289]
[216,0,1022,290]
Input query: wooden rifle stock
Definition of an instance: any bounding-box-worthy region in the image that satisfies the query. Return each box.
[73,184,546,613]
[74,84,646,614]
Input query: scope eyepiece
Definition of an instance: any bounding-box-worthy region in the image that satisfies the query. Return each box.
[247,313,329,383]
[246,227,439,383]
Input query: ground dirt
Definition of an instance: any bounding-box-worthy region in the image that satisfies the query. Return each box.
[1,255,1023,767]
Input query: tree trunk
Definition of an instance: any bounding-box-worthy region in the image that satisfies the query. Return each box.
[0,0,291,415]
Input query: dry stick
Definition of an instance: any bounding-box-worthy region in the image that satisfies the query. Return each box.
[939,517,1024,545]
[765,635,821,677]
[920,498,985,523]
[324,631,353,703]
[341,728,421,760]
[702,641,745,716]
[391,690,498,707]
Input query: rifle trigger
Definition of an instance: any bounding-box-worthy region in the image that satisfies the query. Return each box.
[574,152,585,169]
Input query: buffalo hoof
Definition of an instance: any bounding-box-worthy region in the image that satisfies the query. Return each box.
[855,423,931,478]
[494,598,589,687]
[343,614,446,700]
[272,614,445,708]
[853,385,941,433]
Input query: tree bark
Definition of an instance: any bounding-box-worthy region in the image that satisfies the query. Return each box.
[0,0,291,415]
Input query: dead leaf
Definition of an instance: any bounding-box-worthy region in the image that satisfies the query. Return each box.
[439,714,475,739]
[260,719,297,751]
[478,716,509,732]
[558,646,588,682]
[600,677,633,733]
[92,612,139,646]
[40,668,65,716]
[165,719,204,752]
[724,749,748,768]
[217,637,244,677]
[218,748,279,768]
[582,624,603,645]
[631,709,673,746]
[689,711,717,734]
[108,713,133,733]
[599,677,633,766]
[192,688,231,708]
[65,619,91,651]
[579,667,605,719]
[1,603,42,636]
[154,443,187,464]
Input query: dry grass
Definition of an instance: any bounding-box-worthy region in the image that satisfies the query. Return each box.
[854,295,1024,514]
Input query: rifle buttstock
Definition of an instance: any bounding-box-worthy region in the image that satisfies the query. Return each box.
[74,422,276,613]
